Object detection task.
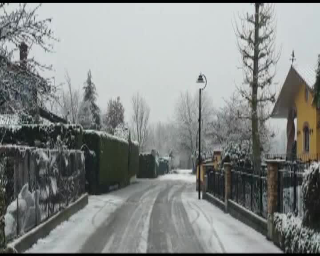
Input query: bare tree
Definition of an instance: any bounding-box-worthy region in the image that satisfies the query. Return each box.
[58,71,80,123]
[174,90,214,169]
[208,91,274,158]
[234,3,280,173]
[131,92,150,152]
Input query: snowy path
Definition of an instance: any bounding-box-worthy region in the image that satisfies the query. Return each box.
[26,169,282,253]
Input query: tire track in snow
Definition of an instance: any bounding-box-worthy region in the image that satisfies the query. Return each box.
[79,183,160,253]
[147,181,204,253]
[189,200,226,253]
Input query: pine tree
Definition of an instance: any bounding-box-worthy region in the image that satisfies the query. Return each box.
[313,55,320,109]
[81,70,101,130]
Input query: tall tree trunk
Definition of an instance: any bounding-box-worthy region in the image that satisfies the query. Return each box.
[252,3,261,174]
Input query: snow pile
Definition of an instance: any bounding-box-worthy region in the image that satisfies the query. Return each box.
[175,169,193,175]
[158,170,195,183]
[5,184,41,240]
[274,212,320,253]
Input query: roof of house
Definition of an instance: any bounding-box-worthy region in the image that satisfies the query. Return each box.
[271,64,316,119]
[0,55,67,124]
[294,64,316,90]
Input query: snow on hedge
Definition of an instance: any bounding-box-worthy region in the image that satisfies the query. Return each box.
[84,129,129,145]
[0,123,82,132]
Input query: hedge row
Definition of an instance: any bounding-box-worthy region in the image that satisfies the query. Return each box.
[0,124,139,195]
[138,153,158,178]
[0,123,83,149]
[82,130,139,194]
[158,158,170,175]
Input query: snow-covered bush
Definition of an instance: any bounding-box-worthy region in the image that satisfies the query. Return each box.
[274,212,320,253]
[221,141,252,167]
[0,123,83,150]
[302,162,320,230]
[113,123,129,140]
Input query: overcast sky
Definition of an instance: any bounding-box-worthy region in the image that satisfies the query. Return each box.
[32,3,320,131]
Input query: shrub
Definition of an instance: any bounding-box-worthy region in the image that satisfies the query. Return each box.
[302,162,320,230]
[274,212,320,253]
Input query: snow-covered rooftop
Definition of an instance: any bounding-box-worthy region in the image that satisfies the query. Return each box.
[293,64,316,89]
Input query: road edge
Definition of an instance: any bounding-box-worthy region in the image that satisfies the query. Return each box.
[8,193,89,253]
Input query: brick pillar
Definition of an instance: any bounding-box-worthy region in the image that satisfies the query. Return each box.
[224,162,232,212]
[202,173,207,194]
[266,160,281,241]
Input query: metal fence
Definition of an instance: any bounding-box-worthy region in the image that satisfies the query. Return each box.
[277,160,310,218]
[230,164,268,219]
[0,146,86,244]
[206,168,225,202]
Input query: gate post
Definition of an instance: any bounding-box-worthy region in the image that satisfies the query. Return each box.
[265,159,283,241]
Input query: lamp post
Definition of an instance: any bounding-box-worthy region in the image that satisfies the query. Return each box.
[196,73,207,200]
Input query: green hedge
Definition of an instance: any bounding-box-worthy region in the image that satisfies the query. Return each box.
[0,123,83,149]
[138,153,158,178]
[82,130,139,194]
[158,158,169,175]
[129,139,139,180]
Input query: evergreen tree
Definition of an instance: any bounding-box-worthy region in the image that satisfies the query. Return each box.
[81,70,101,130]
[313,55,320,109]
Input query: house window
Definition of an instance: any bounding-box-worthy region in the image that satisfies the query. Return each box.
[303,124,310,153]
[305,87,309,102]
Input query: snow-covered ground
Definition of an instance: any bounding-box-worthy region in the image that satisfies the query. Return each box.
[158,169,195,183]
[26,169,281,253]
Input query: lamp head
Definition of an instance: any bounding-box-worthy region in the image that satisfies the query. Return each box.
[197,73,205,84]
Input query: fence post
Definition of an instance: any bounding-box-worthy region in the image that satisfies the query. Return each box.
[224,162,232,213]
[293,163,297,215]
[266,159,283,241]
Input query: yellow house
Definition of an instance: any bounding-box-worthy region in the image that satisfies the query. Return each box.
[271,64,319,161]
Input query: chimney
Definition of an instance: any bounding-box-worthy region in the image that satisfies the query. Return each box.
[19,42,28,69]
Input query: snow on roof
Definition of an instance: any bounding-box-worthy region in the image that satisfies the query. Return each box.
[293,64,316,89]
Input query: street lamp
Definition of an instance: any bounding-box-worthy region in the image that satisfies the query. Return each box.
[196,73,207,200]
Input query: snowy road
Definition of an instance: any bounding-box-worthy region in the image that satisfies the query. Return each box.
[26,170,282,253]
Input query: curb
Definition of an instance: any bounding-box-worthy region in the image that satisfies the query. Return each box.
[8,193,89,253]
